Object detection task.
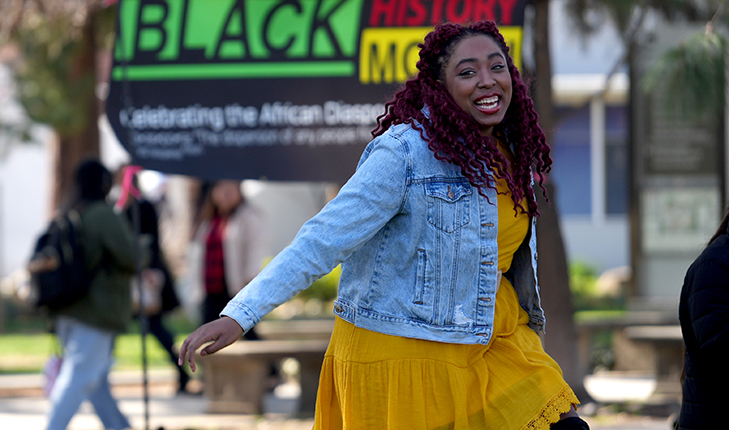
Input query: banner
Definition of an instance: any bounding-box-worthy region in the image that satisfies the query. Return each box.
[107,0,529,181]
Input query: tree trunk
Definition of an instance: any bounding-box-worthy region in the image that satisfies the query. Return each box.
[52,133,100,211]
[533,0,554,139]
[532,0,591,402]
[51,14,101,211]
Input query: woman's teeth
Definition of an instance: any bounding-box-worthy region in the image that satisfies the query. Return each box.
[476,96,499,109]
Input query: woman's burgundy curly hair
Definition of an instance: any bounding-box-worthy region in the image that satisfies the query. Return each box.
[372,21,551,216]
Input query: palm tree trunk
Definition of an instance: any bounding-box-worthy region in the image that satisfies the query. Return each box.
[533,0,591,402]
[52,14,101,211]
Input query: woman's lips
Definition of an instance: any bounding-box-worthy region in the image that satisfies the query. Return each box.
[475,95,501,114]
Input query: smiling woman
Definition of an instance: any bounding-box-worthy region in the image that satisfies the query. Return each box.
[442,35,513,137]
[178,21,587,430]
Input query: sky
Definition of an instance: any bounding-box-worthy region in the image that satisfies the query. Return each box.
[550,0,625,75]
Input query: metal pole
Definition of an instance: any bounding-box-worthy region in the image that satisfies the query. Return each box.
[130,195,150,430]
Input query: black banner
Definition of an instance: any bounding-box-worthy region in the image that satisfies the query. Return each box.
[107,0,529,181]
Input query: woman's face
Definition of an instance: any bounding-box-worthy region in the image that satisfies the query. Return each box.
[443,35,512,137]
[212,180,243,215]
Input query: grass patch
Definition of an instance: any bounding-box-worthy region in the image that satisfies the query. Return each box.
[0,333,55,374]
[113,332,190,371]
[0,332,190,374]
[0,314,194,375]
[574,309,628,324]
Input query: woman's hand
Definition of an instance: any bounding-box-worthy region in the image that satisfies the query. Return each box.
[177,316,243,372]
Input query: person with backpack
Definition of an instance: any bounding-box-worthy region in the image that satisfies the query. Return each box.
[42,159,136,430]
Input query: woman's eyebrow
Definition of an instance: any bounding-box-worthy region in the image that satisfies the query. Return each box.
[454,52,505,68]
[455,57,478,68]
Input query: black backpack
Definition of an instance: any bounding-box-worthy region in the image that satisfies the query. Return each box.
[28,210,92,311]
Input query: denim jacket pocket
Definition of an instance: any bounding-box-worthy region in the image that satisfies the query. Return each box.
[426,180,472,233]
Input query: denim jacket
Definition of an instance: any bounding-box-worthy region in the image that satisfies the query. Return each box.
[222,122,545,345]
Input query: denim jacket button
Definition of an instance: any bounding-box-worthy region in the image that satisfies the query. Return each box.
[334,304,344,313]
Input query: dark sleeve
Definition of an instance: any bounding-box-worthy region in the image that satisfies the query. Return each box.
[126,199,163,267]
[687,257,729,367]
[99,206,137,274]
[140,200,163,267]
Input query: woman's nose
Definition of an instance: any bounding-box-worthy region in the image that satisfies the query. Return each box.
[477,71,496,89]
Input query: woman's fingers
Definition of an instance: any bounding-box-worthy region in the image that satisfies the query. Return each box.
[178,317,244,372]
[177,329,203,372]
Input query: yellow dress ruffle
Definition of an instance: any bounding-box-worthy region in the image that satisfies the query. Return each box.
[314,143,578,429]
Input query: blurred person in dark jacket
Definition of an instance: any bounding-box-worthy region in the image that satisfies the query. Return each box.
[115,166,190,393]
[45,159,135,430]
[678,207,729,429]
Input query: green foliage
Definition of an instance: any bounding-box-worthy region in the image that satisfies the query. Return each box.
[565,0,724,38]
[567,0,729,121]
[569,260,626,312]
[12,17,90,136]
[642,29,727,121]
[1,3,116,137]
[259,256,340,303]
[297,265,341,302]
[574,309,628,323]
[569,260,599,297]
[564,0,639,38]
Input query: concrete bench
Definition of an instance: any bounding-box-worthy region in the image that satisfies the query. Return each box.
[577,314,684,400]
[256,319,335,340]
[616,324,683,397]
[613,324,683,376]
[198,339,330,415]
[578,318,683,405]
[576,313,679,371]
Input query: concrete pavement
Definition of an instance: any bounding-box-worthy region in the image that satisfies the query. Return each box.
[0,368,677,430]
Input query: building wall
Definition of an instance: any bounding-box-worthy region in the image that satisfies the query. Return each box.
[1,142,51,277]
[0,64,53,278]
[551,104,631,274]
[560,215,629,274]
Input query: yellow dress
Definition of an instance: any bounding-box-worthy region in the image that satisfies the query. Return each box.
[314,143,578,430]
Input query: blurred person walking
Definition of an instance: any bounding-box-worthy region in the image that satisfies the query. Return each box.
[187,179,267,339]
[115,167,191,394]
[44,159,136,430]
[179,21,588,430]
[678,207,729,429]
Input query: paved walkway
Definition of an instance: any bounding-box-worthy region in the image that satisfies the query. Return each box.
[0,369,676,430]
